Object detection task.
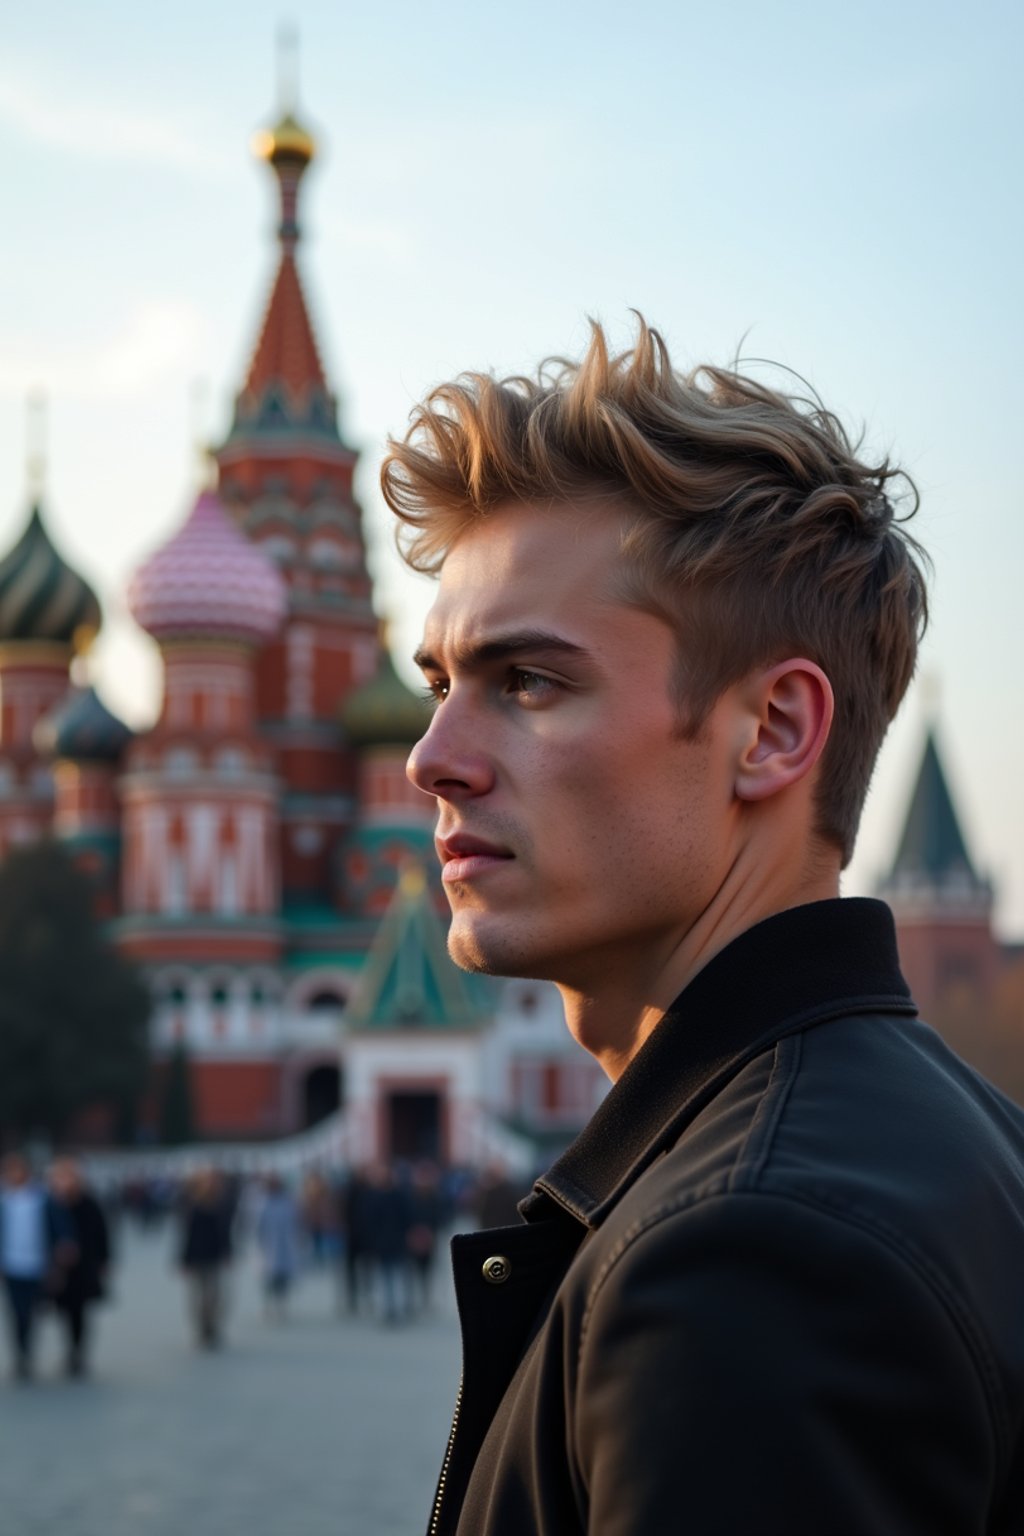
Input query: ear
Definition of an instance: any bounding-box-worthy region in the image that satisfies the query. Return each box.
[734,659,834,803]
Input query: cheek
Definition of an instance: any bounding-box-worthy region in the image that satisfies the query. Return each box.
[521,717,719,869]
[601,746,720,869]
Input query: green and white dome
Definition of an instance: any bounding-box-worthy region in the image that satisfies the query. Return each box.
[0,504,101,649]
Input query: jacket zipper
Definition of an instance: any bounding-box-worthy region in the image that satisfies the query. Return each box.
[429,1377,464,1535]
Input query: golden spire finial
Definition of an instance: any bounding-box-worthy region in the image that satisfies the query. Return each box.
[26,391,47,500]
[251,26,316,170]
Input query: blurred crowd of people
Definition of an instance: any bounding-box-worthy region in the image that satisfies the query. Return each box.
[1,1150,527,1380]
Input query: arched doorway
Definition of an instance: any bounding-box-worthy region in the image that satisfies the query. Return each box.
[386,1089,443,1162]
[303,1063,342,1128]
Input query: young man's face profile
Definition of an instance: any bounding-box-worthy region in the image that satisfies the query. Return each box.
[408,501,741,997]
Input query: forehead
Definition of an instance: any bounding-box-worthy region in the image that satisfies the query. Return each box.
[424,501,630,644]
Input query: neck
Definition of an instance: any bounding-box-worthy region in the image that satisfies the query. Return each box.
[558,842,840,1081]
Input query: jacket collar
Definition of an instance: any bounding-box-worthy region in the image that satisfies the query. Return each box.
[522,897,915,1232]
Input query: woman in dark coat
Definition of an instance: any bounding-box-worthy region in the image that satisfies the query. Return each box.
[48,1158,110,1377]
[365,1162,413,1323]
[406,1161,444,1313]
[178,1167,232,1348]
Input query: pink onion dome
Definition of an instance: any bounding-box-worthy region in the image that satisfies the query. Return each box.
[127,490,286,645]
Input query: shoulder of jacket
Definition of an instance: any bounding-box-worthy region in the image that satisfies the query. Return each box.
[575,1180,1009,1457]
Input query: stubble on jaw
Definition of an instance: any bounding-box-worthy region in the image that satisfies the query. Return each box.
[445,900,546,980]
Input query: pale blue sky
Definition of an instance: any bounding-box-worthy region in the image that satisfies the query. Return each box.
[0,0,1021,930]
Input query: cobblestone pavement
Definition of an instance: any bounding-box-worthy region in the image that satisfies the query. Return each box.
[0,1224,461,1536]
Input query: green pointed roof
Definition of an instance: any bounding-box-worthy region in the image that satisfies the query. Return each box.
[350,865,486,1030]
[342,646,432,748]
[888,730,982,886]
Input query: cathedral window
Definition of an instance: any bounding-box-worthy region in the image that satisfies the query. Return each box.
[264,535,295,565]
[164,853,186,916]
[165,747,198,777]
[215,748,248,777]
[219,855,239,916]
[309,537,344,569]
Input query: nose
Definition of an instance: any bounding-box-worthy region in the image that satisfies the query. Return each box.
[406,702,496,800]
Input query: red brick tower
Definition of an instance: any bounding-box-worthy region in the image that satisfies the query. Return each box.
[215,96,379,911]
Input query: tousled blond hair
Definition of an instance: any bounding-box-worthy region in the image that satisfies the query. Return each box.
[381,317,928,865]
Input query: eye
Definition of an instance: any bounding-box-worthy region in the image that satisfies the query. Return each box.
[509,669,557,703]
[420,678,449,706]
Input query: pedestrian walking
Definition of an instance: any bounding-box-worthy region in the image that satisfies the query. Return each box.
[366,1162,412,1324]
[406,1161,443,1313]
[299,1169,335,1264]
[47,1157,110,1377]
[178,1167,232,1349]
[0,1152,56,1382]
[337,1165,373,1315]
[256,1173,301,1320]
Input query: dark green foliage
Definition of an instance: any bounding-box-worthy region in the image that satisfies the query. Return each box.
[0,840,150,1142]
[159,1041,195,1145]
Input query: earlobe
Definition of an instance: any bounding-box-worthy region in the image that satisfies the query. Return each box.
[734,661,834,803]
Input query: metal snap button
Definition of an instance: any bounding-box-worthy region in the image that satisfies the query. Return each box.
[482,1254,511,1285]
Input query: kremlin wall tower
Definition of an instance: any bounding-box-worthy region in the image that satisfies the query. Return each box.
[1,90,1021,1160]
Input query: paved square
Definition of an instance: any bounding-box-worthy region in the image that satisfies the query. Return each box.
[1,1224,461,1536]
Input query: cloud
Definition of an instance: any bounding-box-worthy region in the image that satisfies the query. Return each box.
[0,62,232,176]
[0,301,208,402]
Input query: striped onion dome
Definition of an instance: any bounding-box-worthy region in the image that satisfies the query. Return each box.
[127,489,286,644]
[342,647,432,747]
[0,504,101,650]
[34,684,133,763]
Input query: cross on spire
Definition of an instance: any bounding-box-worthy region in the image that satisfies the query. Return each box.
[26,391,47,500]
[277,22,300,115]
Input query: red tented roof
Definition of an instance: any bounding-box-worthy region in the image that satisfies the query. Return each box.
[242,252,327,399]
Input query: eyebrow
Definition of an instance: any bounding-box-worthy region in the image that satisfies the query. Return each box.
[412,629,591,674]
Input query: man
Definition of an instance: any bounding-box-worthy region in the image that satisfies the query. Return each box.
[178,1166,232,1349]
[255,1173,301,1322]
[381,318,1024,1535]
[48,1157,111,1377]
[0,1152,56,1382]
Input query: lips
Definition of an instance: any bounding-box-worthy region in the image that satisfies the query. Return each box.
[436,832,514,885]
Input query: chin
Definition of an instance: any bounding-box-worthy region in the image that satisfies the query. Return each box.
[447,917,553,981]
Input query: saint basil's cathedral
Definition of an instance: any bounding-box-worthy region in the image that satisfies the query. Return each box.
[1,89,1021,1161]
[0,92,606,1165]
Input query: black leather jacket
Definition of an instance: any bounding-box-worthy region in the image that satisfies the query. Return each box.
[431,899,1024,1535]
